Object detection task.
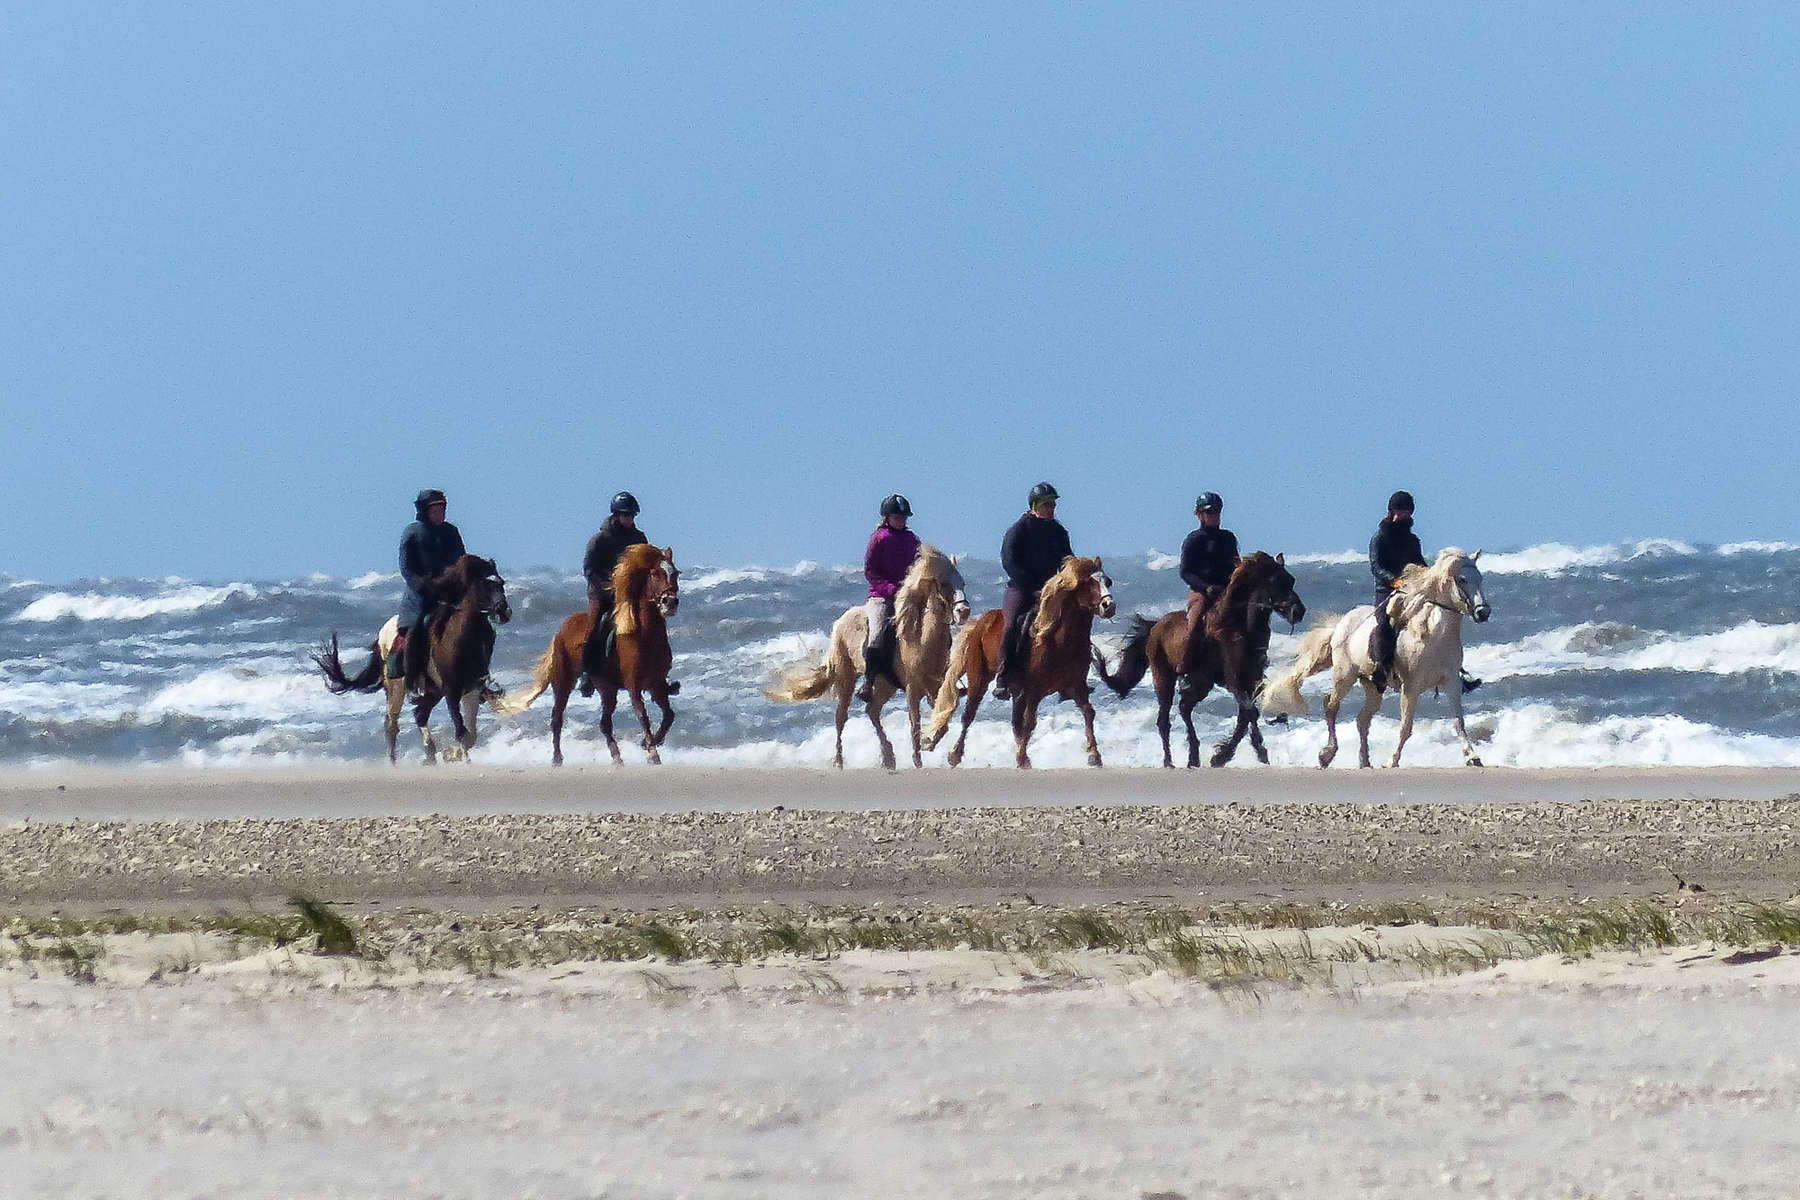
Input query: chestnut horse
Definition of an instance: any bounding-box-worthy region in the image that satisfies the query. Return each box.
[314,554,512,764]
[1092,552,1305,769]
[922,556,1116,768]
[497,544,680,765]
[764,545,970,769]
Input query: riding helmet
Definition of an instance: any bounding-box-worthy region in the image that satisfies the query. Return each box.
[1028,481,1060,508]
[1195,491,1223,514]
[414,488,447,516]
[1387,490,1416,514]
[880,493,913,518]
[610,491,641,516]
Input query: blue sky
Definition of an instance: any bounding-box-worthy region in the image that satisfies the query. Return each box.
[5,5,1797,580]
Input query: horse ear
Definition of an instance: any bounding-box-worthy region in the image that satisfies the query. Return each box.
[1472,549,1482,561]
[1276,552,1285,565]
[1093,556,1103,571]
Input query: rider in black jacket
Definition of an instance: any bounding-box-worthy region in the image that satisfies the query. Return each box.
[994,482,1074,699]
[1368,490,1479,694]
[1178,492,1239,676]
[397,488,467,692]
[580,491,651,693]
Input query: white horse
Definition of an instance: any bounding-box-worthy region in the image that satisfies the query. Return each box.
[764,546,970,769]
[1261,549,1491,768]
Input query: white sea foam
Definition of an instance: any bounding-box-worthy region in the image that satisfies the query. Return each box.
[685,561,845,591]
[1283,550,1367,567]
[348,571,395,590]
[1479,539,1697,576]
[1466,620,1800,678]
[145,666,344,721]
[1145,550,1180,571]
[1718,541,1800,556]
[12,584,259,623]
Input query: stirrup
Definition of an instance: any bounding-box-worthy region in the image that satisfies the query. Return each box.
[1461,672,1482,694]
[578,673,595,698]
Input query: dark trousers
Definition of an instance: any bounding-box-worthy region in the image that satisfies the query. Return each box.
[1372,585,1398,673]
[995,586,1029,684]
[584,586,614,675]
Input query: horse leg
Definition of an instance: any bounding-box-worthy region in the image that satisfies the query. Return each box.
[1153,673,1176,769]
[416,695,439,765]
[868,696,897,772]
[1318,681,1342,769]
[550,683,569,767]
[627,689,661,765]
[1212,699,1252,768]
[461,691,481,750]
[1012,694,1039,769]
[649,685,676,748]
[1075,687,1102,768]
[1387,686,1421,769]
[949,674,987,769]
[599,689,623,765]
[1355,681,1384,769]
[385,680,403,765]
[1246,698,1270,765]
[1445,681,1483,767]
[907,687,925,769]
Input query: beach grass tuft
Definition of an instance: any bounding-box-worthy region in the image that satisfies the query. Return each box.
[290,895,359,956]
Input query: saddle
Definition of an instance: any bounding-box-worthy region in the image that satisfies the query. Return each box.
[1002,601,1038,667]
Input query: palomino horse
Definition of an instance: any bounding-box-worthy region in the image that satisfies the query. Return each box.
[764,546,970,769]
[923,556,1116,768]
[497,544,680,765]
[314,554,512,764]
[1093,552,1306,768]
[1261,548,1490,768]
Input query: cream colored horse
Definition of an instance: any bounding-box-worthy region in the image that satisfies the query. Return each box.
[764,546,969,769]
[1261,549,1491,768]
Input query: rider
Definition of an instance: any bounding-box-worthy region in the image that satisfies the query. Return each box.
[993,481,1073,700]
[397,488,466,693]
[581,491,650,695]
[1369,490,1480,694]
[855,494,922,704]
[1178,491,1239,677]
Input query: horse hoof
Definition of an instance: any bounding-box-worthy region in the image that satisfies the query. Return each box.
[1467,756,1483,767]
[1254,748,1270,765]
[1209,754,1229,769]
[1087,754,1102,768]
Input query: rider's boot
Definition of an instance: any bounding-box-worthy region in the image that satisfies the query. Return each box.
[1370,632,1394,693]
[1461,670,1482,694]
[991,635,1014,701]
[385,634,406,681]
[855,645,888,705]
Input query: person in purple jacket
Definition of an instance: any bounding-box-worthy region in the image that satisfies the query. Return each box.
[856,493,923,703]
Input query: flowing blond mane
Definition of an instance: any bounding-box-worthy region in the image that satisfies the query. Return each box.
[1391,548,1472,618]
[611,543,668,637]
[1030,556,1098,640]
[894,544,953,640]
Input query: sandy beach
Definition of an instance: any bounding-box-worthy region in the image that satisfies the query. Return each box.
[8,766,1800,1198]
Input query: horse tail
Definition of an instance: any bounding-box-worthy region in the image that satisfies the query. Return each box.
[922,623,976,750]
[763,657,835,704]
[313,633,385,695]
[1259,618,1338,715]
[1093,614,1155,698]
[492,640,558,717]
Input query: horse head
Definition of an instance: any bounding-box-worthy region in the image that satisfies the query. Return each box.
[434,555,510,624]
[476,558,513,625]
[1249,552,1306,628]
[648,547,680,619]
[946,554,971,624]
[1081,557,1117,620]
[1456,549,1490,623]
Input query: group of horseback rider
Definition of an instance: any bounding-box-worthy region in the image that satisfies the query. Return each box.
[391,487,664,699]
[393,481,1474,703]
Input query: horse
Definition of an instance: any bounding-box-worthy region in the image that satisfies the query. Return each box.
[496,544,680,765]
[922,556,1116,768]
[764,545,970,769]
[313,554,512,764]
[1092,552,1306,769]
[1260,548,1491,768]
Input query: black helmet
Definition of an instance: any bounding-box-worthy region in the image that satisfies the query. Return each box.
[1028,481,1059,508]
[414,488,446,517]
[610,491,641,516]
[1195,491,1223,514]
[880,493,913,518]
[1387,490,1416,514]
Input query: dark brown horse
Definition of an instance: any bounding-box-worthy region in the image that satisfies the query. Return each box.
[498,544,680,765]
[922,556,1116,768]
[1093,551,1304,768]
[314,554,512,763]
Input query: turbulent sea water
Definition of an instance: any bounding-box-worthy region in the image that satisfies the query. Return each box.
[3,538,1799,769]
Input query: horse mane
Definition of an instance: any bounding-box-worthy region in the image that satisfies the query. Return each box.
[611,543,666,637]
[894,544,952,639]
[421,554,484,607]
[1204,551,1280,639]
[1392,548,1470,616]
[1031,556,1098,640]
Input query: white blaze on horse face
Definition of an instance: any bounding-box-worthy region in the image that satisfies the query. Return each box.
[1461,561,1491,623]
